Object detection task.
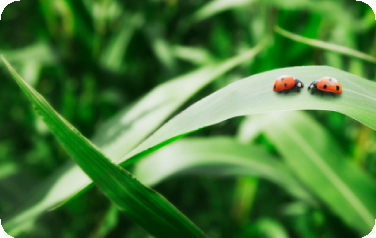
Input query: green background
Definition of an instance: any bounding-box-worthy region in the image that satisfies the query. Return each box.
[0,0,376,237]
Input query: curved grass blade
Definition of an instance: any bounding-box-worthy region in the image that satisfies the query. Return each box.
[258,111,376,235]
[123,65,376,168]
[1,41,265,235]
[134,137,314,204]
[1,56,207,238]
[172,45,214,66]
[190,0,256,23]
[275,26,376,64]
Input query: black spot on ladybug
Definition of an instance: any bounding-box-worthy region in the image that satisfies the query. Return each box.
[274,84,276,89]
[329,78,332,82]
[281,77,284,81]
[323,84,327,89]
[336,86,339,91]
[284,83,287,87]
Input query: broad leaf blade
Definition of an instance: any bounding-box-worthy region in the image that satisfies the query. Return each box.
[1,56,206,238]
[123,65,376,167]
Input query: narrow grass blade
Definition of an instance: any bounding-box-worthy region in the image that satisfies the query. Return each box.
[0,42,56,65]
[190,0,256,23]
[100,13,144,72]
[172,45,214,66]
[134,137,314,204]
[252,218,289,238]
[146,27,177,72]
[275,26,376,64]
[1,56,207,238]
[260,111,376,235]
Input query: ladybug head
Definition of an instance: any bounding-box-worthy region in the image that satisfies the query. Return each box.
[307,81,317,91]
[295,79,304,89]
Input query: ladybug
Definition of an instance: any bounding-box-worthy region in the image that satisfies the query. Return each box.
[308,77,342,95]
[273,75,304,93]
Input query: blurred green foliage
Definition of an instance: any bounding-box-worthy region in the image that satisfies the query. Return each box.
[0,0,376,237]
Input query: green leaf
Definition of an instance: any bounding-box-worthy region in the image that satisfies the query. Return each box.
[275,26,376,64]
[190,0,256,23]
[2,42,265,235]
[123,65,376,167]
[0,42,56,65]
[1,56,207,238]
[134,137,314,204]
[172,45,214,66]
[249,218,289,238]
[100,13,144,72]
[258,111,376,235]
[146,26,177,72]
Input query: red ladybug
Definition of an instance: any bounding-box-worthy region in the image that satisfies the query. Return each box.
[273,75,304,93]
[308,77,342,94]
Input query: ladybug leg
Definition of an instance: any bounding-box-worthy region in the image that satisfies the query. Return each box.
[284,89,289,94]
[331,92,335,97]
[320,91,323,96]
